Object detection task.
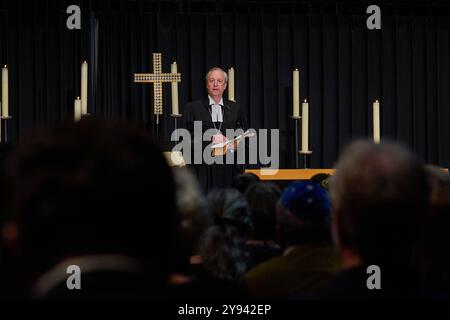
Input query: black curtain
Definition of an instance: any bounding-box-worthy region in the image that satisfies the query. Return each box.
[2,1,450,168]
[0,0,88,142]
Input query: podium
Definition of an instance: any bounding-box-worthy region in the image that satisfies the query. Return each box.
[245,169,335,181]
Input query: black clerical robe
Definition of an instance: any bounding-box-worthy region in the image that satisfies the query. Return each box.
[182,98,248,193]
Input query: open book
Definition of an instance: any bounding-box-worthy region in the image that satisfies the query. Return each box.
[211,130,256,156]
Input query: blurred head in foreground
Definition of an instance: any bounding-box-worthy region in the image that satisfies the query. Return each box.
[5,118,178,298]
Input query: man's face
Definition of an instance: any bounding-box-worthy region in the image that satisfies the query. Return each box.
[206,70,227,100]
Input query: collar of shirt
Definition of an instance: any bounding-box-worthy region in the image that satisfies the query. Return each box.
[208,96,224,122]
[208,96,224,107]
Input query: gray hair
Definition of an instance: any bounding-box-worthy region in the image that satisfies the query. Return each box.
[329,139,429,265]
[172,167,208,250]
[330,140,424,209]
[205,67,228,84]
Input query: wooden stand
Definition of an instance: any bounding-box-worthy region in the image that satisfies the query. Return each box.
[299,150,313,169]
[291,115,301,168]
[1,116,11,143]
[170,113,182,146]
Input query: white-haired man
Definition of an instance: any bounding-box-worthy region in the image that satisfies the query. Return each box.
[183,67,247,193]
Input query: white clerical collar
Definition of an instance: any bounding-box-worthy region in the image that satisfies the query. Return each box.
[208,96,224,106]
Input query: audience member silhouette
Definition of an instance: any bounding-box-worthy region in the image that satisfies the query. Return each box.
[243,181,340,299]
[419,165,450,297]
[318,140,430,299]
[244,182,282,266]
[4,118,179,299]
[0,142,25,298]
[198,189,253,280]
[232,173,260,194]
[176,189,252,300]
[310,173,331,192]
[169,167,209,284]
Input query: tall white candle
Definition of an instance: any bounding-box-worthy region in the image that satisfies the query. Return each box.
[301,99,309,152]
[2,65,8,117]
[293,69,300,117]
[373,100,380,143]
[171,62,179,115]
[228,67,235,101]
[74,97,82,122]
[81,61,88,115]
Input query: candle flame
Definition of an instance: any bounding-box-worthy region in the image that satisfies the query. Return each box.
[3,65,6,68]
[375,99,379,103]
[304,99,308,103]
[77,97,80,100]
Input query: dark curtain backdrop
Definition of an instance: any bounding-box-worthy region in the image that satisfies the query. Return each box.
[1,1,450,169]
[0,0,88,143]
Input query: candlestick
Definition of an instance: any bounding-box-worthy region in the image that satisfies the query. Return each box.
[301,99,309,152]
[291,114,301,168]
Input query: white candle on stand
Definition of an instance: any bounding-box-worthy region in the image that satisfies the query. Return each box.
[373,100,380,143]
[2,65,8,117]
[293,69,300,117]
[81,61,88,115]
[228,67,235,101]
[171,62,179,115]
[74,97,82,122]
[301,99,309,151]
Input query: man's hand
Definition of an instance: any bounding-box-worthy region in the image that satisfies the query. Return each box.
[230,139,239,151]
[212,134,227,145]
[212,134,239,153]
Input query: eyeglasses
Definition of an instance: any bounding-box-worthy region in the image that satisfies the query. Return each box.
[208,78,225,85]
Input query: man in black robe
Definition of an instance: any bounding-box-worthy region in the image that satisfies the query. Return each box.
[182,67,248,193]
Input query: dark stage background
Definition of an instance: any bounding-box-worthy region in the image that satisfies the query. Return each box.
[1,0,450,168]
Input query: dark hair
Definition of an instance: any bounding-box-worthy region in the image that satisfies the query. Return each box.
[232,173,260,194]
[244,182,281,241]
[197,189,252,281]
[310,173,331,191]
[7,118,178,283]
[276,202,332,247]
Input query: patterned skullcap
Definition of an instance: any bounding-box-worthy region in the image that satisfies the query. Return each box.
[281,181,331,221]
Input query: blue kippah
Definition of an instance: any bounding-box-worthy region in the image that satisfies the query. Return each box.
[281,181,331,221]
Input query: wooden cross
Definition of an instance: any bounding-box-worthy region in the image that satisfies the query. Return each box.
[134,53,181,117]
